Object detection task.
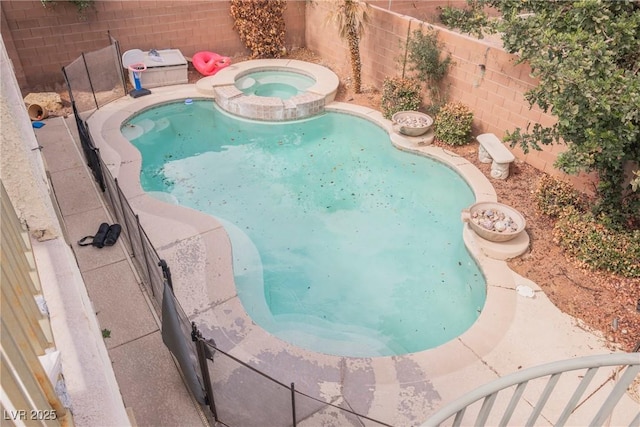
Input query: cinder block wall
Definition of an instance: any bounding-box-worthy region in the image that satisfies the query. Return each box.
[368,0,471,23]
[307,2,596,191]
[3,0,596,191]
[0,0,306,91]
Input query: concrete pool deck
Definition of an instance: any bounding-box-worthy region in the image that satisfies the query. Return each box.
[80,84,639,426]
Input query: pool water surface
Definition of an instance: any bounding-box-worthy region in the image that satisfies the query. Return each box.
[125,100,486,357]
[235,70,316,99]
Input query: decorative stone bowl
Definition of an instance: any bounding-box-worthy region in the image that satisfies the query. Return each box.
[392,111,434,137]
[461,202,526,242]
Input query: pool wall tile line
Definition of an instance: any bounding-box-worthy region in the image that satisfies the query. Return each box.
[215,86,327,121]
[85,75,631,426]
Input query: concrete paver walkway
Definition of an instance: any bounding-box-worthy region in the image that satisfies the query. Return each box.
[35,115,208,427]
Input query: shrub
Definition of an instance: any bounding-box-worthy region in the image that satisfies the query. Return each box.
[434,102,473,145]
[553,208,640,278]
[535,175,639,277]
[406,28,452,111]
[534,174,588,217]
[230,0,286,58]
[380,77,422,120]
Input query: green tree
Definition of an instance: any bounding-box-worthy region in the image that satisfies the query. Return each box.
[327,0,370,94]
[441,0,640,225]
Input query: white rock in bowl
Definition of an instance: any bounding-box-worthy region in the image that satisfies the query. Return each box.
[392,111,434,137]
[461,202,526,242]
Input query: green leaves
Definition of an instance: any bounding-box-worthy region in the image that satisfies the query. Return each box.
[535,175,588,217]
[406,28,452,111]
[439,0,491,39]
[407,29,451,84]
[41,0,94,13]
[326,0,370,94]
[380,77,422,119]
[440,0,640,224]
[536,175,639,278]
[553,207,640,278]
[434,102,474,146]
[328,0,370,40]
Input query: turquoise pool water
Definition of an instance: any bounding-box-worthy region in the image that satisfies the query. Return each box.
[125,100,486,357]
[235,70,316,99]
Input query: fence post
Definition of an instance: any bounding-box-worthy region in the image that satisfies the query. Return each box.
[62,67,75,105]
[114,178,137,259]
[192,323,218,422]
[135,214,154,290]
[291,382,297,427]
[158,259,173,291]
[85,126,106,191]
[108,30,127,92]
[80,52,99,110]
[66,97,106,191]
[100,160,118,219]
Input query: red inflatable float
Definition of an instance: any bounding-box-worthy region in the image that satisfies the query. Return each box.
[192,51,231,76]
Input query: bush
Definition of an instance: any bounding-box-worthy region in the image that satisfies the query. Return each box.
[380,77,422,120]
[230,0,286,58]
[534,174,588,217]
[406,28,452,111]
[553,208,640,278]
[535,175,639,277]
[434,102,473,145]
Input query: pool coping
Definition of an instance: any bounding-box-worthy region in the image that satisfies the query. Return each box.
[87,84,522,425]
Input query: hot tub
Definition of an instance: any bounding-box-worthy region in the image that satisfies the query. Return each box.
[235,70,316,99]
[195,59,340,121]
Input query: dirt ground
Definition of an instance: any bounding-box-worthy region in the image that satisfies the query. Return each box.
[55,48,638,353]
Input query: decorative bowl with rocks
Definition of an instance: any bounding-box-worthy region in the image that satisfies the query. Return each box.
[392,111,434,137]
[461,202,526,242]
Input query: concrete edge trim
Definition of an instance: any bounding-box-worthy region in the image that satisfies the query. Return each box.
[86,84,519,383]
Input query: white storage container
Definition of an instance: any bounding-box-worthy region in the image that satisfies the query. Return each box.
[125,49,188,88]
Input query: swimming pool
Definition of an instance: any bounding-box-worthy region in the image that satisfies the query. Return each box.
[124,100,486,357]
[235,70,316,99]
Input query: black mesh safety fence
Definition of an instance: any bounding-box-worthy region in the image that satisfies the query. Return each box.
[98,162,165,308]
[73,117,397,427]
[62,34,127,198]
[63,34,209,413]
[70,101,105,192]
[65,36,396,425]
[196,339,394,427]
[62,33,126,115]
[95,148,207,406]
[63,55,98,114]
